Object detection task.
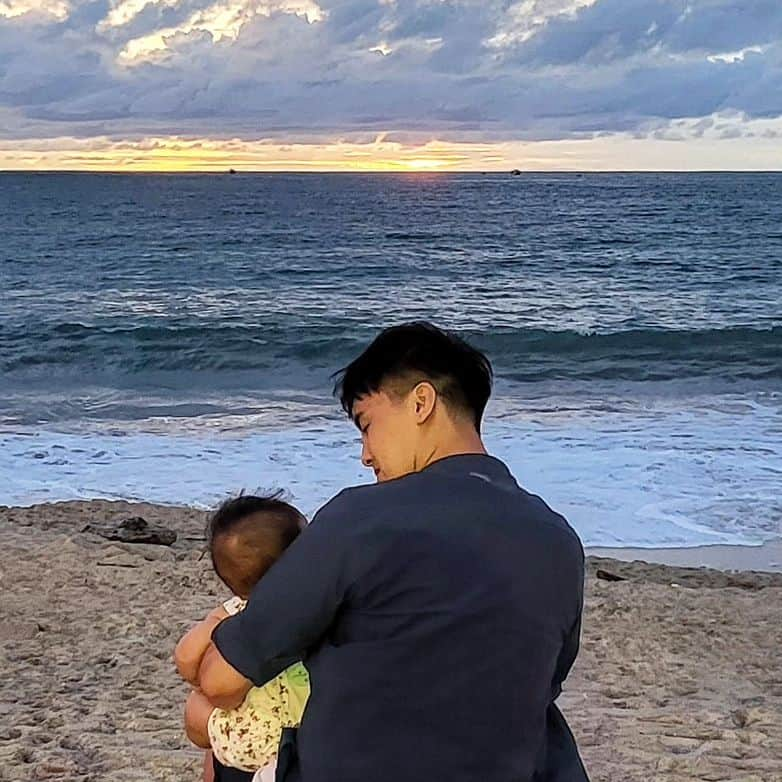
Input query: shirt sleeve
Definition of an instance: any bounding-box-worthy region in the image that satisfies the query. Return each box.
[211,492,352,687]
[551,546,585,699]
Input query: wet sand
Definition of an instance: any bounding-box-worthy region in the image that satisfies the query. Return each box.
[1,500,781,781]
[587,538,782,574]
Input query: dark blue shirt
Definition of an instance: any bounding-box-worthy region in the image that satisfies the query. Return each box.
[213,454,587,781]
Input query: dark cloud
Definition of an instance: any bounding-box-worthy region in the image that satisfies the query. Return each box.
[0,0,781,141]
[508,0,782,66]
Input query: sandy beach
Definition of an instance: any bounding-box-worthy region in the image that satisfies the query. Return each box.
[1,500,780,782]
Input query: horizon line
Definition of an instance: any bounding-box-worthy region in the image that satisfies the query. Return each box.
[2,168,782,175]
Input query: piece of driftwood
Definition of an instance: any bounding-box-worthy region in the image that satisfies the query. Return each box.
[595,569,627,582]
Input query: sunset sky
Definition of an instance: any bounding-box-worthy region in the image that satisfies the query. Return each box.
[1,0,781,171]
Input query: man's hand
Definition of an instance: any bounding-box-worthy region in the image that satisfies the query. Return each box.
[198,643,253,711]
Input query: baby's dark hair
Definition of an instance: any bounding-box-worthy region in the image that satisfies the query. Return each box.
[206,491,306,598]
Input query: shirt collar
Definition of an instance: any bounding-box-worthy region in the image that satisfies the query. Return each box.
[421,453,512,481]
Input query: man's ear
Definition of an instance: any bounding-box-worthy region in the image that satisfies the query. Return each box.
[412,382,437,424]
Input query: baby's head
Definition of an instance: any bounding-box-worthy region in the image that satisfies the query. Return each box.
[207,492,307,600]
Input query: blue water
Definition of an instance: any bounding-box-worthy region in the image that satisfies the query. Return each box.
[1,172,781,547]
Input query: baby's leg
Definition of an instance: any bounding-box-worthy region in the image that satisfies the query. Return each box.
[185,689,214,749]
[202,750,216,782]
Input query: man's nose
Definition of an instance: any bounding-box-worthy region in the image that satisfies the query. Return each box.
[361,442,373,468]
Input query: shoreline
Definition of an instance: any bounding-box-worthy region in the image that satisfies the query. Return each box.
[4,498,780,574]
[587,537,782,574]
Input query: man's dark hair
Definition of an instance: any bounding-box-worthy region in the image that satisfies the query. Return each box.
[207,491,306,596]
[333,322,493,432]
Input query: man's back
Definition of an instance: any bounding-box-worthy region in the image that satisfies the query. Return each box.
[293,453,587,781]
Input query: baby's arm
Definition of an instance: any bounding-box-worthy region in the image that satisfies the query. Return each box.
[175,606,229,686]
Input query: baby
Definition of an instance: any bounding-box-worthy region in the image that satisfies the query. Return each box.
[174,493,311,782]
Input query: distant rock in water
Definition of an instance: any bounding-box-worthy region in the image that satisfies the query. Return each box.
[228,168,237,174]
[82,516,177,546]
[510,169,522,176]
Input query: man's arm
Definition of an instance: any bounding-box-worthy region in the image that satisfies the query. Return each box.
[198,644,255,710]
[174,606,229,686]
[552,548,585,699]
[199,495,351,700]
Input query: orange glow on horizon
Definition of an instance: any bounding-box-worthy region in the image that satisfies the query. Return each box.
[1,123,781,172]
[0,135,542,173]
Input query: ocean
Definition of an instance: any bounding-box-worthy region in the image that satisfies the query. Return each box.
[1,171,780,547]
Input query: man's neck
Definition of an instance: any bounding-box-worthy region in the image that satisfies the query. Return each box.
[415,429,487,473]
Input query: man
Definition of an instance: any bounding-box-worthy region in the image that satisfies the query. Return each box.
[200,322,588,781]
